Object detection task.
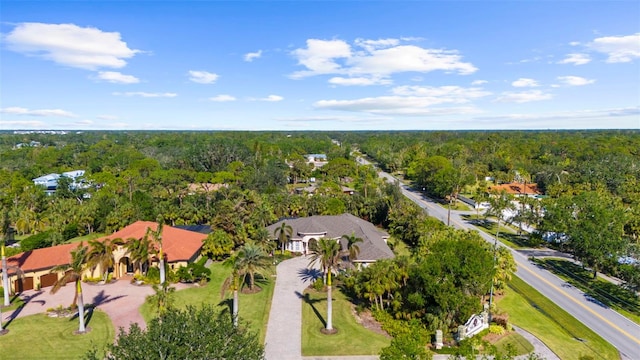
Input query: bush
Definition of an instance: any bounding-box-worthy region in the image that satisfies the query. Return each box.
[312,278,325,292]
[20,230,54,251]
[177,262,211,283]
[85,306,265,360]
[489,324,505,336]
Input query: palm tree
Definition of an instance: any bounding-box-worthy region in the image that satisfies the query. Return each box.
[87,238,123,283]
[273,222,292,255]
[307,237,341,332]
[146,222,165,284]
[236,243,271,291]
[1,226,11,306]
[340,232,363,263]
[147,281,175,317]
[126,236,151,275]
[50,243,90,333]
[220,254,242,327]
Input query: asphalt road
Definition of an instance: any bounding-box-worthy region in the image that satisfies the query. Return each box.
[369,162,640,360]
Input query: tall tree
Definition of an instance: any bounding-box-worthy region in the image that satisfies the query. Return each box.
[87,238,124,283]
[308,238,341,332]
[340,232,363,262]
[236,243,271,291]
[146,222,166,284]
[221,254,242,327]
[273,222,292,255]
[50,243,90,333]
[126,236,151,275]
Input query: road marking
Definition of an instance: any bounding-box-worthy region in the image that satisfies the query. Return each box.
[516,259,640,345]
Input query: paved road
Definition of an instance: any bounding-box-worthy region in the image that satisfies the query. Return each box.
[372,166,640,360]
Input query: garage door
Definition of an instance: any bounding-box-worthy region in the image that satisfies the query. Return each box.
[14,277,34,292]
[40,273,58,288]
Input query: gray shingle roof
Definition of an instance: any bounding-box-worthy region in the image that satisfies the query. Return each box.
[266,213,394,262]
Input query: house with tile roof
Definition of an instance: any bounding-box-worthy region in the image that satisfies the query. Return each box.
[487,182,543,198]
[7,221,206,293]
[266,213,394,266]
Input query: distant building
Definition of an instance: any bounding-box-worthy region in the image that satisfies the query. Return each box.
[32,170,86,194]
[487,182,542,197]
[305,154,328,169]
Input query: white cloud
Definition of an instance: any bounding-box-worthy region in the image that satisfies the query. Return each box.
[244,50,262,62]
[328,77,391,86]
[95,71,140,84]
[391,85,491,100]
[209,95,236,102]
[4,22,139,70]
[0,120,47,128]
[558,53,591,65]
[495,90,552,103]
[473,107,640,128]
[113,92,177,98]
[290,38,477,83]
[260,95,284,102]
[471,80,488,85]
[97,115,119,120]
[556,76,595,86]
[188,70,219,84]
[588,33,640,63]
[512,78,539,87]
[0,106,76,117]
[291,39,352,78]
[569,41,581,46]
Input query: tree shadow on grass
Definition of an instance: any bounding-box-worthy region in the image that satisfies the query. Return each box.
[296,290,325,328]
[297,268,322,284]
[4,291,44,328]
[218,298,233,322]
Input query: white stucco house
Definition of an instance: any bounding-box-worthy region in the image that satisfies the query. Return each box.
[266,213,394,266]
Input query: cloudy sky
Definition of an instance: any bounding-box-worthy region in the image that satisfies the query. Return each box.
[1,1,639,130]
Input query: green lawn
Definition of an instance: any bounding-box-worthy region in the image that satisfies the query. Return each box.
[493,332,534,355]
[0,310,115,359]
[140,261,275,343]
[301,288,391,356]
[534,258,640,324]
[497,276,620,360]
[67,232,106,243]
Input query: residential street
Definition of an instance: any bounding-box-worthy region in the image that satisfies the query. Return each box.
[373,167,640,360]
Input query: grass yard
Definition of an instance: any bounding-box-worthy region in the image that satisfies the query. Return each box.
[0,310,114,359]
[534,258,640,324]
[493,332,534,355]
[301,288,390,356]
[497,276,619,360]
[67,232,106,243]
[140,261,275,343]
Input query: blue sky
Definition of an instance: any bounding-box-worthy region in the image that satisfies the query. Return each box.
[1,1,639,131]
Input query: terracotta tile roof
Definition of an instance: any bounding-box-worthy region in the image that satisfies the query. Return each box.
[487,183,542,196]
[7,221,207,273]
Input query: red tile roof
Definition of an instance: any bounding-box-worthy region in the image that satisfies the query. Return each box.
[7,221,207,273]
[487,183,542,196]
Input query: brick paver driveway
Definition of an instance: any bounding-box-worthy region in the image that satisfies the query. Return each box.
[2,279,193,332]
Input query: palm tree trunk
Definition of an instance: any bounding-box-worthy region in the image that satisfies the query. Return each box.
[76,280,86,333]
[249,272,255,290]
[233,289,239,327]
[326,271,333,331]
[159,255,166,285]
[2,247,10,306]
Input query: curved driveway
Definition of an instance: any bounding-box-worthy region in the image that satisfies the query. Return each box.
[3,280,193,332]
